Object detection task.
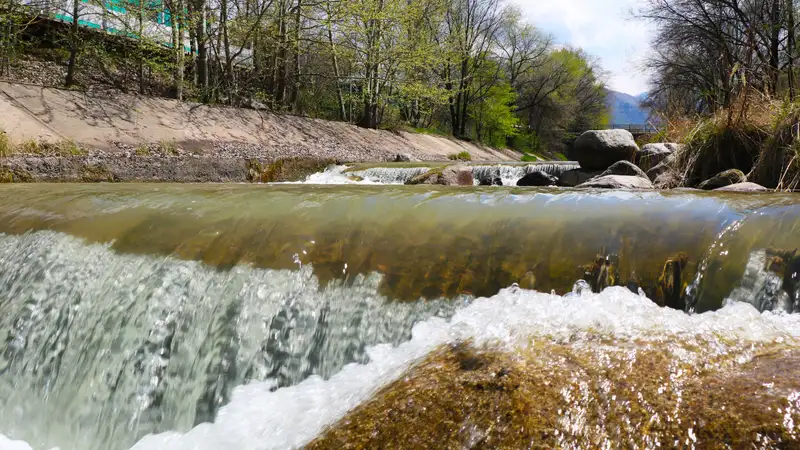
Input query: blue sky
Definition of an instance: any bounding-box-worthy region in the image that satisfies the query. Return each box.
[517,0,651,95]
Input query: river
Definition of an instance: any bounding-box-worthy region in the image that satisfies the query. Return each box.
[0,183,798,449]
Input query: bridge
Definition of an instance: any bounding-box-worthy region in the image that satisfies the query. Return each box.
[605,124,660,134]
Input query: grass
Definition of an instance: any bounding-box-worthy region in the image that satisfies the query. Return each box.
[659,94,776,188]
[135,145,151,156]
[447,151,472,162]
[0,134,87,157]
[158,140,179,155]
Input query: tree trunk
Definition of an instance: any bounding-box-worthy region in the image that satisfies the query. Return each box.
[789,0,796,99]
[65,0,79,86]
[288,0,302,113]
[195,0,208,90]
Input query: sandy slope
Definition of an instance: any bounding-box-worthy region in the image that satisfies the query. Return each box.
[0,81,517,162]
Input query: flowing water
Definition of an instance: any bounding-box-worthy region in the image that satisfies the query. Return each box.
[304,162,580,185]
[0,183,798,449]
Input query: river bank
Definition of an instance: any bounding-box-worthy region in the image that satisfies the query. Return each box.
[0,81,517,165]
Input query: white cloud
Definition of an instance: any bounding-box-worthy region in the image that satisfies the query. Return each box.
[515,0,652,95]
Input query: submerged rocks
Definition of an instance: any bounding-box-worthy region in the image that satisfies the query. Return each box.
[557,169,601,187]
[636,143,678,172]
[599,160,648,179]
[697,169,747,190]
[714,182,769,192]
[571,129,639,171]
[577,175,654,190]
[406,165,474,186]
[517,171,558,187]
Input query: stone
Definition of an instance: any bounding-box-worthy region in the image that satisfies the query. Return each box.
[406,165,474,186]
[714,182,769,192]
[577,175,654,190]
[516,171,558,187]
[653,171,682,189]
[557,169,601,187]
[697,169,747,190]
[600,160,648,179]
[637,143,679,172]
[570,129,639,171]
[393,153,415,162]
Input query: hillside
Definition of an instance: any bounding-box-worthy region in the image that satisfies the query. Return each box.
[606,90,649,125]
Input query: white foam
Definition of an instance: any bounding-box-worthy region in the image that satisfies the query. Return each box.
[0,435,35,450]
[131,286,800,450]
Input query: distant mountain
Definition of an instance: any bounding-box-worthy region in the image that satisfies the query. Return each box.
[606,90,650,125]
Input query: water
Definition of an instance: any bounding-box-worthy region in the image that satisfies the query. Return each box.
[0,184,798,449]
[302,162,579,185]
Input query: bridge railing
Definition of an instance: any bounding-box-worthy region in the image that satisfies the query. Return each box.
[604,124,660,133]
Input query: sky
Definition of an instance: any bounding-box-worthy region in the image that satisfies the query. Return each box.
[517,0,652,96]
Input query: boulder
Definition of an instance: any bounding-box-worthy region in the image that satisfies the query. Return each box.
[653,170,682,189]
[600,160,648,179]
[570,129,639,171]
[557,169,601,187]
[393,153,415,162]
[406,165,474,186]
[637,143,678,172]
[697,169,747,190]
[517,171,558,187]
[714,182,769,192]
[577,175,654,190]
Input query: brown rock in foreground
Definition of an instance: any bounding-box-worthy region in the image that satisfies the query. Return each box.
[309,342,800,449]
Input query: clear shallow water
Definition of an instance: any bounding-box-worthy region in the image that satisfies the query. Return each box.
[0,184,798,449]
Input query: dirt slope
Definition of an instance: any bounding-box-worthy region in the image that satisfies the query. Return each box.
[0,81,517,162]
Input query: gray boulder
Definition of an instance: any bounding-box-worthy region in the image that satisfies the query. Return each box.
[406,165,474,186]
[697,169,747,190]
[571,129,639,171]
[714,182,769,192]
[600,160,648,179]
[558,169,601,187]
[577,175,654,190]
[653,171,682,189]
[637,143,678,172]
[517,171,558,186]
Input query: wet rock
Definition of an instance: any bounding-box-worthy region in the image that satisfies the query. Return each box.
[557,169,601,187]
[697,169,747,190]
[599,160,648,179]
[577,175,654,190]
[407,165,474,186]
[478,176,503,186]
[570,129,639,171]
[516,171,558,187]
[580,254,620,292]
[656,253,688,310]
[714,182,768,192]
[636,143,678,172]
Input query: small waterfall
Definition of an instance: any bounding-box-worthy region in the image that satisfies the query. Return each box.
[349,167,432,184]
[470,163,580,186]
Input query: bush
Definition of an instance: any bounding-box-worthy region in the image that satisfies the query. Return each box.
[447,151,472,162]
[0,131,11,157]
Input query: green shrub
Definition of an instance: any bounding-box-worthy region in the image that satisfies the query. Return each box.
[159,140,179,155]
[447,151,472,162]
[0,131,11,157]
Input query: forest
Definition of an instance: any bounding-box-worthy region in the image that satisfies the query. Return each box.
[0,0,610,155]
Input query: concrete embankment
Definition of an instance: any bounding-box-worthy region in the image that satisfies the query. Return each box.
[0,81,517,182]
